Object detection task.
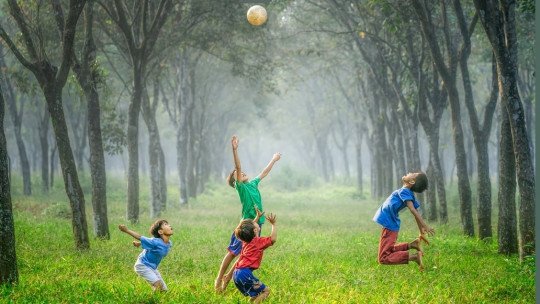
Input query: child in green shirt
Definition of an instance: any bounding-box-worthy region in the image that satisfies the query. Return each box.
[214,135,281,292]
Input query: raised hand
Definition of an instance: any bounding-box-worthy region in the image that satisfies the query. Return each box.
[232,135,239,150]
[254,205,265,218]
[272,152,281,162]
[266,213,277,224]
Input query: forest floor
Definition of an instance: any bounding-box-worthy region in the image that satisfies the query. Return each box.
[0,176,535,303]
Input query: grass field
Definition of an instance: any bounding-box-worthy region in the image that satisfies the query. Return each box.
[0,176,535,303]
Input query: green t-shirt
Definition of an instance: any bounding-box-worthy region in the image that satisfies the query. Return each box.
[235,177,265,224]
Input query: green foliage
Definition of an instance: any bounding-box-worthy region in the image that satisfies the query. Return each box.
[1,176,534,303]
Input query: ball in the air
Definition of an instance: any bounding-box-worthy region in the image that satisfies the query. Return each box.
[247,5,267,26]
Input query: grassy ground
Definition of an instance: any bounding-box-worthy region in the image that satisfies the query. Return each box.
[0,176,535,303]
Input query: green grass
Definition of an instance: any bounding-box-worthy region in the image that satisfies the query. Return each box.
[0,176,534,303]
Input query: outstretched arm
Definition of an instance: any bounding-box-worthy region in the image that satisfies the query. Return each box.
[266,213,277,243]
[406,201,435,236]
[118,224,142,240]
[231,136,242,182]
[257,153,281,180]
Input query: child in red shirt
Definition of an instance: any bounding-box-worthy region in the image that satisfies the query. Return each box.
[233,211,277,303]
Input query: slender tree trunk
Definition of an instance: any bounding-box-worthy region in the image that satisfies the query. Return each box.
[473,0,535,258]
[0,54,31,195]
[127,63,143,223]
[425,161,437,222]
[45,85,89,249]
[0,79,18,285]
[39,108,50,193]
[50,142,57,188]
[497,103,518,254]
[71,0,109,239]
[412,0,474,236]
[355,128,363,194]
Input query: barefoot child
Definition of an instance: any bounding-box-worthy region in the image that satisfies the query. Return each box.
[372,172,435,270]
[215,135,281,292]
[119,220,173,291]
[233,211,277,303]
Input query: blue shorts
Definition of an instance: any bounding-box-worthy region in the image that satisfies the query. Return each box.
[227,223,263,256]
[233,268,266,297]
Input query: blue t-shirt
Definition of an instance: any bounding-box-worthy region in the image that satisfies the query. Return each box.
[373,187,420,231]
[137,236,172,270]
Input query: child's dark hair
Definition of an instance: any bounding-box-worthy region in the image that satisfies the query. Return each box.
[149,219,168,238]
[411,172,428,193]
[235,219,256,243]
[227,170,236,188]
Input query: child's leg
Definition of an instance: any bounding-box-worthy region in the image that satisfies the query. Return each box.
[251,287,270,303]
[377,228,409,265]
[215,251,235,291]
[216,232,243,292]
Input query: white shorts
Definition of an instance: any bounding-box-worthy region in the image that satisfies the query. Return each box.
[134,260,168,290]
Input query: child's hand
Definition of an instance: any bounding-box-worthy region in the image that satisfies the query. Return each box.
[254,206,265,218]
[272,152,281,162]
[133,241,141,247]
[118,224,128,232]
[266,213,277,224]
[422,225,435,237]
[231,136,239,150]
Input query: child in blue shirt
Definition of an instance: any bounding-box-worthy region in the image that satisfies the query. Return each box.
[119,219,173,291]
[373,172,434,270]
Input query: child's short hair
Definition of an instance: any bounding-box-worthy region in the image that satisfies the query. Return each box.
[411,172,428,193]
[227,170,236,188]
[149,219,168,238]
[235,219,256,243]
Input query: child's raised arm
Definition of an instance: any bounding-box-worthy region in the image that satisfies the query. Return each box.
[254,206,265,223]
[231,136,242,182]
[406,201,435,237]
[266,213,277,243]
[119,224,142,240]
[257,153,281,180]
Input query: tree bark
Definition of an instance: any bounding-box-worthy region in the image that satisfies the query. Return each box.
[72,0,109,239]
[412,0,474,236]
[0,51,31,195]
[141,85,167,217]
[473,0,535,259]
[0,77,18,285]
[497,102,518,254]
[0,0,89,249]
[39,107,50,193]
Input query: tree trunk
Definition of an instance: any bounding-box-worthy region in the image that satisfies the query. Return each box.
[473,0,535,259]
[497,104,518,254]
[0,53,31,195]
[0,79,18,285]
[141,92,167,216]
[50,142,57,188]
[127,64,143,223]
[355,127,364,194]
[412,0,474,236]
[39,108,50,193]
[425,161,438,222]
[45,85,89,249]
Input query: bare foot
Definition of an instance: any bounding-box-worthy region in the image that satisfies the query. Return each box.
[416,251,424,271]
[409,238,422,252]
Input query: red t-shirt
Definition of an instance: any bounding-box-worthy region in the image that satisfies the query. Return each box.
[235,236,274,270]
